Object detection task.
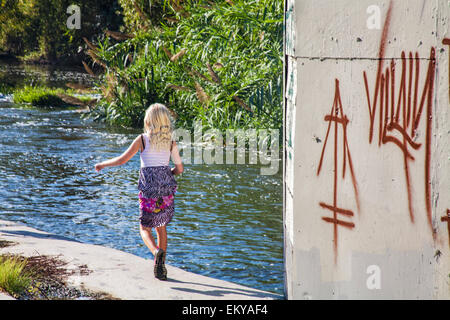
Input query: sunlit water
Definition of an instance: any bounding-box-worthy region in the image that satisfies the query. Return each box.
[0,62,284,296]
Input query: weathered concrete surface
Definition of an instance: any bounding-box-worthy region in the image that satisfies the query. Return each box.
[0,219,281,300]
[0,292,15,300]
[284,0,450,299]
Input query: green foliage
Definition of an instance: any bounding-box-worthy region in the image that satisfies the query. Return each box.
[0,255,31,297]
[12,85,90,108]
[118,0,167,33]
[85,0,283,131]
[0,1,36,56]
[0,83,14,95]
[0,0,123,62]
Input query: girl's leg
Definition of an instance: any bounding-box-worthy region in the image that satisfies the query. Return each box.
[155,225,167,253]
[139,225,158,256]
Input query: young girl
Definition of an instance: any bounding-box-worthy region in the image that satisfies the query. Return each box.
[94,103,183,281]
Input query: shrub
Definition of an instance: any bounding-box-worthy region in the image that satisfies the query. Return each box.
[0,0,123,63]
[83,0,283,132]
[13,85,93,108]
[0,255,31,297]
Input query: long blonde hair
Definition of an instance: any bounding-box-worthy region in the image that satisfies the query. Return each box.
[143,103,173,151]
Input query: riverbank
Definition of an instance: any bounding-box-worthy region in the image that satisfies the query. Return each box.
[0,290,14,300]
[0,219,282,300]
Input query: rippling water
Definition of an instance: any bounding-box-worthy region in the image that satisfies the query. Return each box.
[0,63,284,296]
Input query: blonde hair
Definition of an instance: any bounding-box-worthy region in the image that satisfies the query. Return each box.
[143,103,173,151]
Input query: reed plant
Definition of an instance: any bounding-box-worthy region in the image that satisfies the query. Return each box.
[83,0,283,132]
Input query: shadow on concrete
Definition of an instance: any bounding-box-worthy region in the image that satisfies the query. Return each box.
[167,278,283,299]
[0,229,81,243]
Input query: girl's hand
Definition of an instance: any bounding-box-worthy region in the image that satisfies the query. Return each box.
[95,163,104,172]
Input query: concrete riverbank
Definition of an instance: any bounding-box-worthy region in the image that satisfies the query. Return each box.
[0,219,282,300]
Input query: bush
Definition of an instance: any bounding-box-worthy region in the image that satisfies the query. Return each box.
[13,85,93,108]
[0,255,31,297]
[0,0,123,63]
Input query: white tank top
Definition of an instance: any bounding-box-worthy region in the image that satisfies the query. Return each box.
[140,134,182,167]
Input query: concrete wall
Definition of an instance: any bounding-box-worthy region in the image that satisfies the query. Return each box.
[284,0,450,299]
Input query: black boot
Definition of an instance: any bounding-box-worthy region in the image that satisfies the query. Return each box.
[154,249,167,280]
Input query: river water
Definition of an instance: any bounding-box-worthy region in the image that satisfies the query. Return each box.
[0,62,284,296]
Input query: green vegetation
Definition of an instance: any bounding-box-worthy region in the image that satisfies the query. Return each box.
[13,86,68,107]
[1,0,283,131]
[0,0,123,64]
[12,85,94,108]
[0,253,117,300]
[83,0,283,131]
[0,255,31,297]
[0,83,14,95]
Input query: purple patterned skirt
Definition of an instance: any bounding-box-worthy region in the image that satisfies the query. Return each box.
[138,166,177,228]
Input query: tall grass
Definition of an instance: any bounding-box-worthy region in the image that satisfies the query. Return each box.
[83,0,283,132]
[0,255,31,297]
[0,83,14,95]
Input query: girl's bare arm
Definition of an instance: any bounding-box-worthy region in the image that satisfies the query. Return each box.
[95,136,142,172]
[171,141,184,175]
[171,163,184,175]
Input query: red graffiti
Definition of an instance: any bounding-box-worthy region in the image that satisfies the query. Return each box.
[317,79,360,264]
[314,1,443,261]
[441,210,450,247]
[362,1,436,232]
